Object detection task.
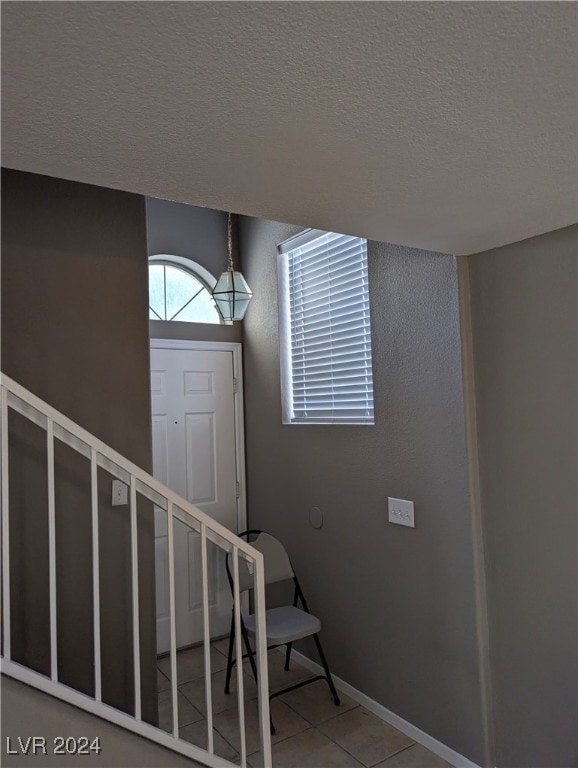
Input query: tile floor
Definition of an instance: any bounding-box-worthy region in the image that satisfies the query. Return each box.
[157,641,455,768]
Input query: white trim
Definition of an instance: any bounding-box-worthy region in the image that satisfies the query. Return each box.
[278,228,330,254]
[149,339,247,535]
[457,256,494,767]
[150,339,240,353]
[285,649,483,768]
[148,254,217,290]
[1,659,235,768]
[276,249,293,424]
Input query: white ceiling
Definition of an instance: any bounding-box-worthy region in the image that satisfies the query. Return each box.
[2,2,576,255]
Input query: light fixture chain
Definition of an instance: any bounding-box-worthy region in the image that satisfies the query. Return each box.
[211,209,252,321]
[228,212,234,272]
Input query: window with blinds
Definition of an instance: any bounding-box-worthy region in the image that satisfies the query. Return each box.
[278,229,375,425]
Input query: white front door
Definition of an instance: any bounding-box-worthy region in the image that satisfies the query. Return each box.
[150,344,242,652]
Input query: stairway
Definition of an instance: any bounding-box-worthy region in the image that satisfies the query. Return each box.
[0,373,271,768]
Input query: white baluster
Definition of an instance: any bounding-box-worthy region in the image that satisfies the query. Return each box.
[130,476,141,720]
[233,546,248,766]
[253,552,272,768]
[1,386,10,660]
[200,524,214,754]
[47,419,58,681]
[167,500,179,738]
[90,447,101,701]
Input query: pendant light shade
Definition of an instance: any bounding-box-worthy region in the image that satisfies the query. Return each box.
[213,269,253,321]
[212,212,253,322]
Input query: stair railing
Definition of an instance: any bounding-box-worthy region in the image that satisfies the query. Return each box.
[0,372,271,768]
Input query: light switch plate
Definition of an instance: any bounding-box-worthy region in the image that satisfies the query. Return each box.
[112,479,128,507]
[388,497,415,528]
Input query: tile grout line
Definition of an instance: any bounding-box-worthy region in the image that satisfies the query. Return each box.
[211,720,241,762]
[168,646,413,765]
[210,694,316,759]
[368,743,418,767]
[314,707,419,768]
[319,732,378,768]
[278,685,361,727]
[161,647,454,766]
[247,724,319,759]
[175,705,241,761]
[316,719,416,768]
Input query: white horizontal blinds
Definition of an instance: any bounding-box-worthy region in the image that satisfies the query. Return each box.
[287,231,374,424]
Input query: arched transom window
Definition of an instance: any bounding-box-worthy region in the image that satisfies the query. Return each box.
[148,257,221,325]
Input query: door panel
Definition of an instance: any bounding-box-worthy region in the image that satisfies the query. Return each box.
[185,413,216,504]
[151,346,238,652]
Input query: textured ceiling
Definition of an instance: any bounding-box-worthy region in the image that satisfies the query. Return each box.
[2,2,576,255]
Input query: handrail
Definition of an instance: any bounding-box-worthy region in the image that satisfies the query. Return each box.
[0,372,272,768]
[1,373,247,553]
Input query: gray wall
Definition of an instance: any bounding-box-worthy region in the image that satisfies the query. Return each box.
[239,216,486,764]
[149,318,241,345]
[1,169,157,723]
[468,225,578,768]
[146,196,242,343]
[2,677,199,768]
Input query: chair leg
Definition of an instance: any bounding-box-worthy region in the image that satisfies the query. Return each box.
[240,623,276,734]
[224,612,236,695]
[240,622,259,685]
[312,633,340,706]
[284,642,292,671]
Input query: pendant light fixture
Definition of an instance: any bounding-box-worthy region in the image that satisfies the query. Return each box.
[212,212,253,321]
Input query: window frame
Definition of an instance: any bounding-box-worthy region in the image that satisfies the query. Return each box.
[277,229,375,426]
[148,255,229,325]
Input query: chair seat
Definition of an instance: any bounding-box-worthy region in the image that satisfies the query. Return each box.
[244,606,322,645]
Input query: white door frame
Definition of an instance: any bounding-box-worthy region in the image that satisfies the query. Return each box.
[150,338,247,535]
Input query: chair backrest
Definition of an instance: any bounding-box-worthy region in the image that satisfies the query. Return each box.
[233,531,295,592]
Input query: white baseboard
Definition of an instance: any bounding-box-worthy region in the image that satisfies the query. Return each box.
[285,649,482,768]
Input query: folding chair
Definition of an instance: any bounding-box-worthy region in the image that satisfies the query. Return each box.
[224,530,340,732]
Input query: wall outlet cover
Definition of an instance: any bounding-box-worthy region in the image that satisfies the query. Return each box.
[388,497,415,528]
[112,479,128,506]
